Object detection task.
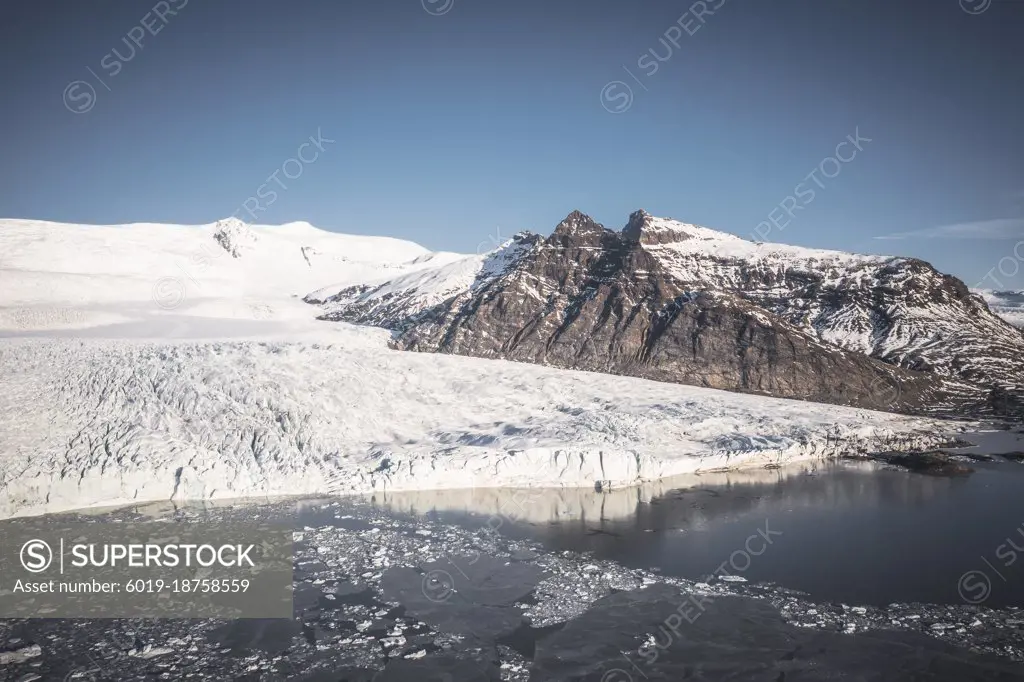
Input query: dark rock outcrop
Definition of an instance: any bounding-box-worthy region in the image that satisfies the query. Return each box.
[396,212,950,414]
[869,451,975,476]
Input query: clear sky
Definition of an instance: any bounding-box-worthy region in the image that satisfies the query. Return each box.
[1,0,1023,288]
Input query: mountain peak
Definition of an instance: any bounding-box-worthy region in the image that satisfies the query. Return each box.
[548,211,607,245]
[214,216,249,231]
[622,209,656,241]
[623,212,745,246]
[627,208,651,225]
[557,210,600,230]
[212,217,259,258]
[276,220,319,231]
[623,210,701,245]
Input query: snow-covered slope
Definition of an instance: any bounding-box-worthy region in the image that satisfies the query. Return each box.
[975,289,1024,329]
[306,232,541,329]
[0,217,454,335]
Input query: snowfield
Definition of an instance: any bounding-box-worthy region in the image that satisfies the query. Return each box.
[0,217,962,518]
[0,217,458,337]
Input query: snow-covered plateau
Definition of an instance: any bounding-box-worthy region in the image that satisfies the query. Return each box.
[0,218,973,518]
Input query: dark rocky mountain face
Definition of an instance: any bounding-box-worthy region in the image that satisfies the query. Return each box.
[396,212,948,415]
[308,210,1024,419]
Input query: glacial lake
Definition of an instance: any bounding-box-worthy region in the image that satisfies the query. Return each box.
[365,431,1024,609]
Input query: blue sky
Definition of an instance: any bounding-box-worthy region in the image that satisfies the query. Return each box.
[1,0,1023,288]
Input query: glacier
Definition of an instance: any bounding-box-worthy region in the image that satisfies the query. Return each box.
[0,217,971,518]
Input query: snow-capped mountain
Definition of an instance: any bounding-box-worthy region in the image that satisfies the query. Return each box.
[0,217,461,334]
[0,216,461,303]
[309,210,1024,418]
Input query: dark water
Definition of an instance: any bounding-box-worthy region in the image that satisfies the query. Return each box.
[5,435,1024,680]
[372,456,1024,608]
